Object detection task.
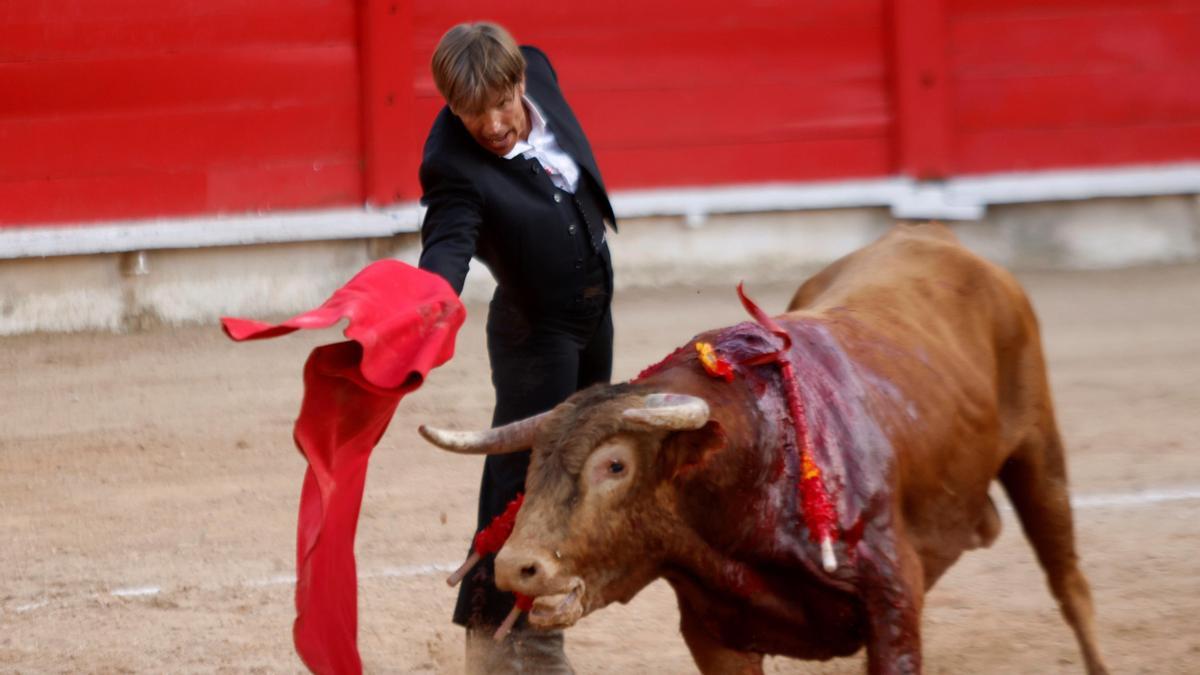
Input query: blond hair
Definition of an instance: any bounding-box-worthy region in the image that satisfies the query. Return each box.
[431,22,526,115]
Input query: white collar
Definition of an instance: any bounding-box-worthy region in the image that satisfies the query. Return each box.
[503,95,548,160]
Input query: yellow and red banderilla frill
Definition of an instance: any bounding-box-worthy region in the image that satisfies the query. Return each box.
[695,341,735,382]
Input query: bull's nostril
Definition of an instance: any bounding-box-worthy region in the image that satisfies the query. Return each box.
[520,563,538,579]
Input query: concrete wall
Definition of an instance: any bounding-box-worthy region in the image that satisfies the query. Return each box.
[2,195,1198,335]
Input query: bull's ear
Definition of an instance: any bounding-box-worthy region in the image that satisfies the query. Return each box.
[658,421,726,480]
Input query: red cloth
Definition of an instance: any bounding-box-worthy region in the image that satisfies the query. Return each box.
[222,260,465,675]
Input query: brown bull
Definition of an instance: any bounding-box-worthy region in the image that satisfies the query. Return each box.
[420,223,1107,674]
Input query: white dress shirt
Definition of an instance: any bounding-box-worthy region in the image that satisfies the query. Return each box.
[504,95,581,194]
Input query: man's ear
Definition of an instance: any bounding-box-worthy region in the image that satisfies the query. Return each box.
[659,421,726,481]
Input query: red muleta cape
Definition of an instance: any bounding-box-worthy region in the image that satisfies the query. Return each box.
[222,260,465,675]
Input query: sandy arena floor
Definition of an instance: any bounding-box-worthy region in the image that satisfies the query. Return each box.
[2,264,1199,674]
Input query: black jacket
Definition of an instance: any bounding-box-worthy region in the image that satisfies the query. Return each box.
[417,46,616,314]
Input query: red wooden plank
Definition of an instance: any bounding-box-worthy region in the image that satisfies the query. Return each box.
[439,25,884,93]
[401,104,892,194]
[953,123,1200,174]
[949,0,1199,18]
[359,0,419,205]
[0,160,362,227]
[206,160,363,210]
[409,0,888,93]
[5,0,347,22]
[1,1,355,62]
[596,137,893,190]
[569,82,891,148]
[954,70,1200,131]
[413,0,885,30]
[407,79,889,156]
[0,47,358,119]
[409,2,887,82]
[0,172,205,226]
[0,102,361,180]
[888,0,953,179]
[950,9,1200,76]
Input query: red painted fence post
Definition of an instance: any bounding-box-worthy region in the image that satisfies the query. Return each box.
[358,0,419,206]
[888,0,953,180]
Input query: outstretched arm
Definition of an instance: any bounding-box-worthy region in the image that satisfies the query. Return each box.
[417,157,483,295]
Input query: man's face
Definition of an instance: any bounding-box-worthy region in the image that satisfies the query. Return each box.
[454,80,528,157]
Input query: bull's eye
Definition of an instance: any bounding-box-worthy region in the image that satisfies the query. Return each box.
[584,439,636,491]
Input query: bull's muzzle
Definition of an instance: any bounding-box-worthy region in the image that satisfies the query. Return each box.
[494,544,586,629]
[494,542,563,596]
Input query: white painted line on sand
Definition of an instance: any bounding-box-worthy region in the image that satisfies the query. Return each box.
[245,574,298,588]
[993,486,1200,513]
[110,585,161,598]
[8,485,1200,617]
[373,563,461,580]
[14,600,49,613]
[238,563,461,590]
[1071,487,1200,509]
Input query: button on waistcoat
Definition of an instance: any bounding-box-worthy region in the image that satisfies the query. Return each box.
[559,175,610,302]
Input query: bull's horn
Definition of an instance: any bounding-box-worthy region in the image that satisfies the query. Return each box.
[622,393,710,431]
[418,411,549,455]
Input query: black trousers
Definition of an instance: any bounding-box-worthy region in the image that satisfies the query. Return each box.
[453,291,613,628]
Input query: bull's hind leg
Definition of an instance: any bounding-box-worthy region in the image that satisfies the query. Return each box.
[999,429,1108,675]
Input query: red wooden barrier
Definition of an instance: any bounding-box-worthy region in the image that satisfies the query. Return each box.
[3,0,1200,229]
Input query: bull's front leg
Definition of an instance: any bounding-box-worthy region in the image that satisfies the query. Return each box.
[677,601,764,675]
[855,526,926,675]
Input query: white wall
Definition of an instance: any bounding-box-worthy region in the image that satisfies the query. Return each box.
[1,195,1198,335]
